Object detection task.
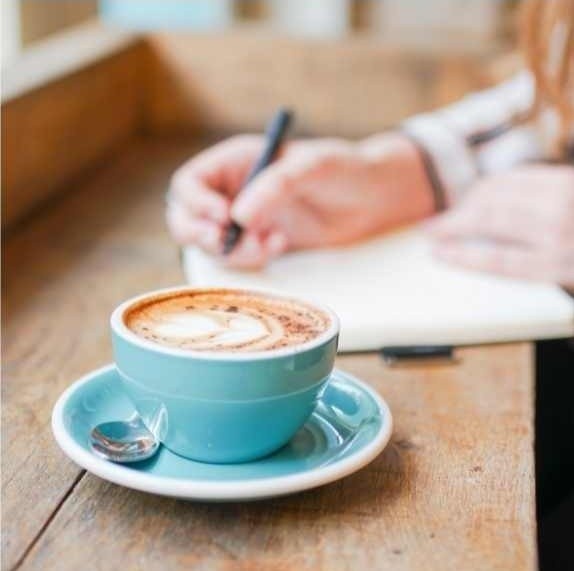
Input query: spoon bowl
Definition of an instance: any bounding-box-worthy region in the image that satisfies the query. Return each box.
[90,417,159,463]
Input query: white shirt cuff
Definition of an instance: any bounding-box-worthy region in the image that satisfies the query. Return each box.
[403,115,479,205]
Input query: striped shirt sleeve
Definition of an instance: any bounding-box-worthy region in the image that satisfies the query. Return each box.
[401,72,554,208]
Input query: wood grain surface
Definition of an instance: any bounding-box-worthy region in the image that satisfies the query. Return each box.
[3,140,535,571]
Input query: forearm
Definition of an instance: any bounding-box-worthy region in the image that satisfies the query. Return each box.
[358,132,437,224]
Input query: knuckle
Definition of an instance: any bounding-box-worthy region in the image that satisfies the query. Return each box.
[273,171,294,196]
[315,152,340,170]
[318,138,352,152]
[309,148,349,174]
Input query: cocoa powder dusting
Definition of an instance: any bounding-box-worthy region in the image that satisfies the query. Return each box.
[125,289,331,353]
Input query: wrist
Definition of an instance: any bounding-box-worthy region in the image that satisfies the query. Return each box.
[358,133,437,223]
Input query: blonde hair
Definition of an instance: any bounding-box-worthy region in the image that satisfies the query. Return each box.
[521,0,574,152]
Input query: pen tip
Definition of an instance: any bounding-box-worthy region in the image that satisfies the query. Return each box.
[222,222,242,255]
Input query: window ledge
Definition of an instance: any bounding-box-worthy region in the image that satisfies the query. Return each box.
[2,20,140,102]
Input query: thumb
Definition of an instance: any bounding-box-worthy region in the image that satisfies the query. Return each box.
[230,162,294,230]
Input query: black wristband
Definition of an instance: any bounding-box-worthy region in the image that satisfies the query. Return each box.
[400,131,448,212]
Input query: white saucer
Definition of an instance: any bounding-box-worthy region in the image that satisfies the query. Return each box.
[52,365,393,501]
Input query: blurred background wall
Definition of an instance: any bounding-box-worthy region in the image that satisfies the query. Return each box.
[20,0,98,46]
[4,0,520,64]
[1,0,524,230]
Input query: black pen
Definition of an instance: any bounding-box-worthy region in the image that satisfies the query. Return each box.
[222,108,294,255]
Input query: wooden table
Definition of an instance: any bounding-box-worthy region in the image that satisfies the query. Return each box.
[3,139,536,571]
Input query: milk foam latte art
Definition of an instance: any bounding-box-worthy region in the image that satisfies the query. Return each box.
[124,289,331,353]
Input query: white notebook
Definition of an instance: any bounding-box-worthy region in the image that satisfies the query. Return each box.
[183,228,574,352]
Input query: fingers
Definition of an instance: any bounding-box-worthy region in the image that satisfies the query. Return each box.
[166,205,222,253]
[434,240,531,277]
[169,135,265,223]
[434,239,574,286]
[176,135,264,196]
[229,142,354,230]
[427,170,574,248]
[168,178,229,224]
[167,198,289,269]
[230,161,296,230]
[426,193,547,247]
[223,230,289,270]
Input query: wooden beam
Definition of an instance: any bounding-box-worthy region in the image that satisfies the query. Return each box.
[2,21,139,103]
[1,23,145,231]
[19,1,98,48]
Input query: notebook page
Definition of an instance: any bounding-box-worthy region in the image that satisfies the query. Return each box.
[183,228,574,351]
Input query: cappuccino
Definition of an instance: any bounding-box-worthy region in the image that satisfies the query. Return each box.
[124,289,331,353]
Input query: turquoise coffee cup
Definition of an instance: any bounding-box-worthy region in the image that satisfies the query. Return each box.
[111,287,339,463]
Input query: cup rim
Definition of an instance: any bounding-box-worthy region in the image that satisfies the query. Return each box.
[111,285,340,361]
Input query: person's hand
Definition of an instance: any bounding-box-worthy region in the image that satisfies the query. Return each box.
[167,133,434,269]
[427,165,574,289]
